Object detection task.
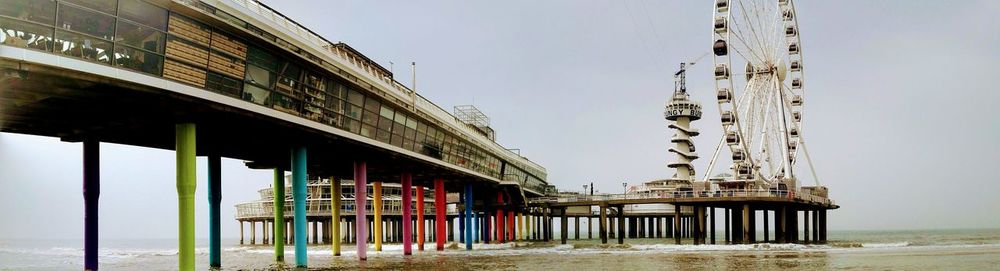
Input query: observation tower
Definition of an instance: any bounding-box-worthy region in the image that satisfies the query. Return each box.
[664,63,703,185]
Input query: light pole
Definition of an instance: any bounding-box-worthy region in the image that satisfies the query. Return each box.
[622,182,628,194]
[583,184,588,194]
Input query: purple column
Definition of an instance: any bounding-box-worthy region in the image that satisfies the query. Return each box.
[401,173,413,255]
[354,162,368,261]
[83,140,99,271]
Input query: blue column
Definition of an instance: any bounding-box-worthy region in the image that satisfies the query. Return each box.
[473,212,479,243]
[207,155,222,268]
[464,184,473,250]
[83,140,99,271]
[291,147,308,267]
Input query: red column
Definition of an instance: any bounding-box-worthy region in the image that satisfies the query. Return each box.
[416,186,425,251]
[507,210,515,241]
[496,191,504,243]
[435,179,446,251]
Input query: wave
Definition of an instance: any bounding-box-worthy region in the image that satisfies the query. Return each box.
[861,242,910,248]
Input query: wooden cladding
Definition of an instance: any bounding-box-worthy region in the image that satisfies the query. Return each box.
[208,51,245,79]
[210,32,247,60]
[165,38,209,67]
[163,58,207,87]
[167,15,210,46]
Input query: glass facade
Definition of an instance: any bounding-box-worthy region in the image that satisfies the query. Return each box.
[0,0,544,185]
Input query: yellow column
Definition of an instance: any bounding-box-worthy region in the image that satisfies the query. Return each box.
[331,178,341,256]
[518,213,525,240]
[373,182,383,251]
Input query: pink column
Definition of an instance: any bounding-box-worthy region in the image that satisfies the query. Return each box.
[496,191,505,243]
[401,173,413,255]
[354,162,368,261]
[435,179,446,251]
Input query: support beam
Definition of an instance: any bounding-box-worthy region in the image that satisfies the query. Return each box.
[575,217,580,240]
[710,208,716,244]
[373,181,383,251]
[616,206,624,245]
[560,209,568,244]
[464,184,473,250]
[354,162,368,261]
[804,210,810,244]
[206,155,222,267]
[674,205,681,245]
[176,123,196,271]
[819,209,827,243]
[83,140,99,271]
[763,210,769,243]
[435,179,446,250]
[724,208,730,244]
[291,146,308,267]
[416,186,425,251]
[331,177,341,256]
[401,173,413,255]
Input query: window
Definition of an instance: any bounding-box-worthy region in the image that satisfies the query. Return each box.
[244,64,274,89]
[113,44,162,75]
[55,30,111,64]
[347,89,364,106]
[206,72,242,97]
[118,0,166,30]
[1,17,53,51]
[345,104,362,120]
[115,20,164,53]
[57,3,115,40]
[63,0,117,14]
[242,83,271,105]
[246,46,277,71]
[0,0,56,26]
[271,92,300,114]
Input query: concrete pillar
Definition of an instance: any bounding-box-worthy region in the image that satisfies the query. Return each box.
[724,208,730,244]
[354,162,368,261]
[710,208,716,244]
[331,177,341,256]
[240,222,244,245]
[464,184,473,250]
[495,192,504,244]
[763,210,769,243]
[291,147,308,267]
[313,220,319,244]
[435,179,446,251]
[507,210,515,242]
[83,140,99,271]
[674,205,681,245]
[804,210,810,244]
[519,212,526,241]
[616,206,625,245]
[742,204,750,244]
[251,221,256,244]
[778,206,786,243]
[575,217,580,240]
[819,209,827,243]
[400,174,412,255]
[812,210,819,242]
[176,123,196,270]
[560,209,568,244]
[599,205,608,244]
[372,181,383,251]
[416,186,425,251]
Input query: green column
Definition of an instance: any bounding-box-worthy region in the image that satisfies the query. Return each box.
[331,178,341,256]
[176,123,196,270]
[273,168,285,262]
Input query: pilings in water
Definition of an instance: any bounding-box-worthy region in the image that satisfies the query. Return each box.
[331,177,341,256]
[434,178,446,251]
[401,173,413,255]
[176,123,196,271]
[83,140,99,271]
[354,161,368,261]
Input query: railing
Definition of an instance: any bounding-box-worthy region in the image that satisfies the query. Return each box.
[529,190,834,206]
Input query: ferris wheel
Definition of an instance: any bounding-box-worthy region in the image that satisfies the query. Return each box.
[706,0,813,188]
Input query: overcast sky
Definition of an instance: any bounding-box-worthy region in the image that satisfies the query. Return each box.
[1,0,998,240]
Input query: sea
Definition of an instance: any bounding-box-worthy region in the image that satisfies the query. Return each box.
[2,229,998,270]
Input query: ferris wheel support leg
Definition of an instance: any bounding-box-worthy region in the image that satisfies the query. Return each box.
[800,141,822,186]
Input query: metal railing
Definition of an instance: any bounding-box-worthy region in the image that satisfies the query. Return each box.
[529,190,834,206]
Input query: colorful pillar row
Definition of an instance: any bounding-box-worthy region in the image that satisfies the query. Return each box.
[176,123,196,270]
[434,179,446,251]
[83,140,99,271]
[354,162,368,261]
[401,173,413,255]
[291,147,308,267]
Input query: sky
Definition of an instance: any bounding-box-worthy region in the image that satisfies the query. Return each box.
[1,0,999,240]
